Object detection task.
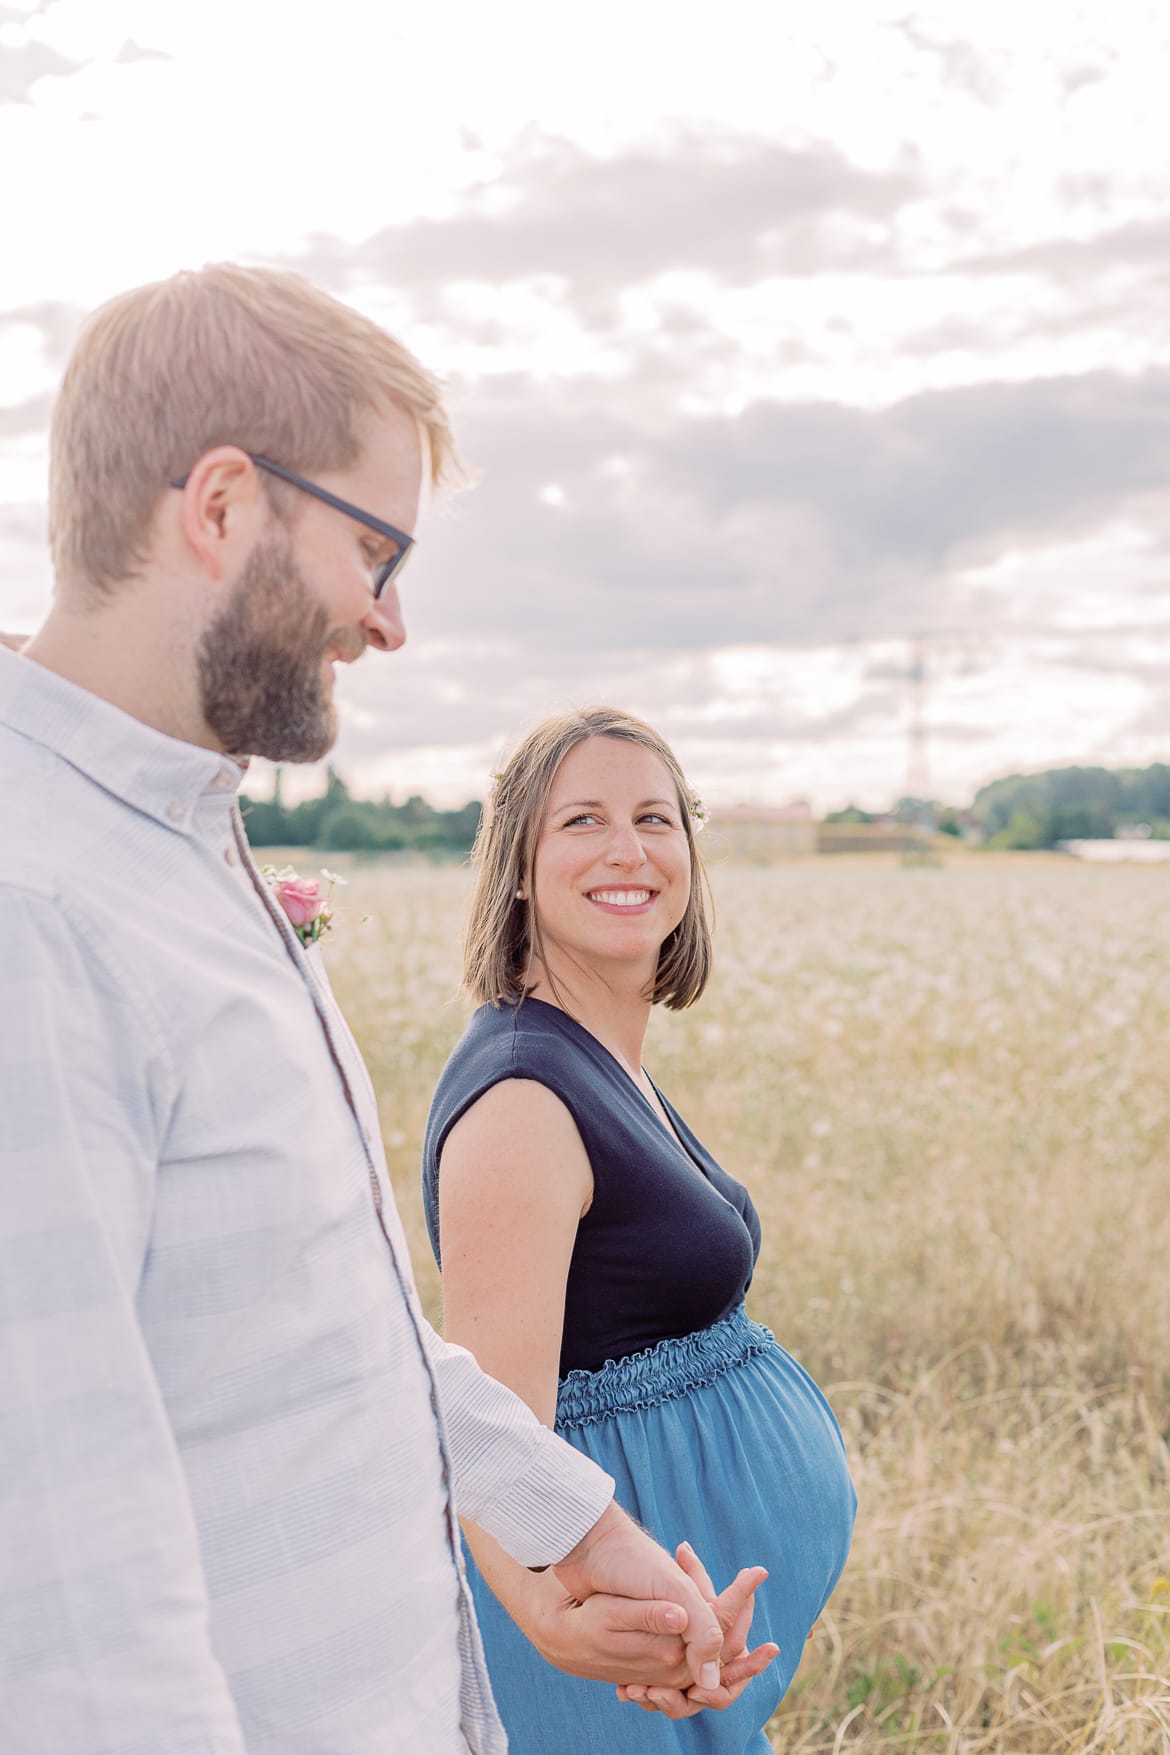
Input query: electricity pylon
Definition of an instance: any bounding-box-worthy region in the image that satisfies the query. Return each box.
[903,636,938,866]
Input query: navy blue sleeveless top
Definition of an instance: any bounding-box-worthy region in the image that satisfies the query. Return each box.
[422,997,761,1375]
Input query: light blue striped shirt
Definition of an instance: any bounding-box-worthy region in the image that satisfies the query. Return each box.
[0,647,613,1753]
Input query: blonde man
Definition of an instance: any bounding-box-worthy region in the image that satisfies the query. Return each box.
[0,266,758,1754]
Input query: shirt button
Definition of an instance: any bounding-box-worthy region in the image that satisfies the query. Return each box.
[213,768,236,791]
[224,845,238,867]
[166,802,186,824]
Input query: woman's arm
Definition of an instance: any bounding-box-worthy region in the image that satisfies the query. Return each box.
[439,1076,776,1699]
[439,1076,589,1425]
[440,1077,607,1660]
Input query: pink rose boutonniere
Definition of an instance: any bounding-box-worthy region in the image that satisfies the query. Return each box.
[262,865,348,947]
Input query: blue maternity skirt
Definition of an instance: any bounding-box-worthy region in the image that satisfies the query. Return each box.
[465,1306,857,1752]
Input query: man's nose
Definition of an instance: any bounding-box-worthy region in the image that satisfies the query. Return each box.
[362,582,406,653]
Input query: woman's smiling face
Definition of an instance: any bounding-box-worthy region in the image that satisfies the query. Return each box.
[529,736,692,987]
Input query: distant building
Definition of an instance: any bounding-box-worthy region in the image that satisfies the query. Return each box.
[815,822,938,856]
[707,801,817,861]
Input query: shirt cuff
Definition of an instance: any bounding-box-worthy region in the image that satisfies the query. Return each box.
[474,1426,614,1570]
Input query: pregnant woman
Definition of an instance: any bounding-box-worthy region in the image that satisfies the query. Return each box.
[423,707,856,1751]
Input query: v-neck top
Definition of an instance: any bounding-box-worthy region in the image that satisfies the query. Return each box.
[422,997,761,1374]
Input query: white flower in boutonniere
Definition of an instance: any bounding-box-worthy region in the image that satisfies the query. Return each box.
[262,865,348,947]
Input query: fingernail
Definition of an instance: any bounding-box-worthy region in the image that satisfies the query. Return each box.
[700,1662,720,1689]
[679,1541,694,1556]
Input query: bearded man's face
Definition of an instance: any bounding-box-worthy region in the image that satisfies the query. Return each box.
[197,528,361,763]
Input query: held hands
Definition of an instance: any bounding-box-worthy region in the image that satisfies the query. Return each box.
[548,1502,778,1713]
[552,1501,725,1690]
[618,1543,780,1719]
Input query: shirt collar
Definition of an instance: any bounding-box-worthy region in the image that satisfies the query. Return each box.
[0,645,246,832]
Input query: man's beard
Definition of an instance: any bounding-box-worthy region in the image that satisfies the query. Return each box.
[197,531,363,763]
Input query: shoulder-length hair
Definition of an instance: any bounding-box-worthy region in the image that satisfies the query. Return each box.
[463,706,713,1011]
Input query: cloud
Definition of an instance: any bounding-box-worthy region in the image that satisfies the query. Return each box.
[5,347,1167,675]
[0,301,82,367]
[3,290,1166,808]
[285,130,921,306]
[409,366,1170,663]
[0,39,83,103]
[893,16,1005,105]
[0,501,47,546]
[114,39,171,63]
[271,357,1170,801]
[1037,642,1170,684]
[1110,694,1170,743]
[0,394,52,435]
[0,1,60,19]
[949,213,1170,284]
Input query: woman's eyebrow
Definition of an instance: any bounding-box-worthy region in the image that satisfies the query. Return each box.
[550,797,675,812]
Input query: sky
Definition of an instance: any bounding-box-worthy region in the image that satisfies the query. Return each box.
[2,0,1170,813]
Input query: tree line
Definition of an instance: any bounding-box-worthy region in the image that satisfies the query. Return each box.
[240,768,482,855]
[972,763,1170,848]
[819,762,1170,850]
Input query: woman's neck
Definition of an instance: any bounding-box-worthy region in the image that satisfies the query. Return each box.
[527,963,653,1077]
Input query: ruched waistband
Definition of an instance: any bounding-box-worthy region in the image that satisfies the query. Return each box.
[555,1304,776,1431]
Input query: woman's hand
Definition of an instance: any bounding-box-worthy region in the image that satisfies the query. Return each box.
[616,1543,779,1718]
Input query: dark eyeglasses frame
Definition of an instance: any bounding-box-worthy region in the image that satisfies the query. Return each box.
[170,453,414,599]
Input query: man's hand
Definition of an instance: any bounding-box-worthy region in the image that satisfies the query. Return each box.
[618,1544,780,1719]
[530,1549,774,1690]
[527,1581,689,1682]
[552,1502,726,1690]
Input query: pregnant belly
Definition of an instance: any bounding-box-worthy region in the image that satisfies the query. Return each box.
[558,1310,857,1692]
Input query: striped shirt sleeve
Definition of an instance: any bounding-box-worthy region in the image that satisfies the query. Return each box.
[424,1327,614,1569]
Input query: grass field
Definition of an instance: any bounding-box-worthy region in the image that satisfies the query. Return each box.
[321,851,1170,1753]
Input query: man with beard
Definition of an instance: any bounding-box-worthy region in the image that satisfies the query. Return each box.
[0,266,762,1753]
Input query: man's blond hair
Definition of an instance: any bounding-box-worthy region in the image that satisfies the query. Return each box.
[50,262,460,592]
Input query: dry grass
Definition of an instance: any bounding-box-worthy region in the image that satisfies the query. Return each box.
[321,852,1170,1754]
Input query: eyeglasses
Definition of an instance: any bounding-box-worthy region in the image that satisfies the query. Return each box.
[170,453,415,599]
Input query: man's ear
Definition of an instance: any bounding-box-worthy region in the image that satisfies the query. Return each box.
[173,447,267,582]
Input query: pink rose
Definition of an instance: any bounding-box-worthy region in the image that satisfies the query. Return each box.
[277,877,324,928]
